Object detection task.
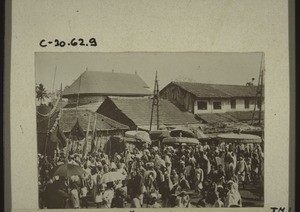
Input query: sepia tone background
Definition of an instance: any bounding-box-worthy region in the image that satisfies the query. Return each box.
[35,52,263,91]
[7,0,289,211]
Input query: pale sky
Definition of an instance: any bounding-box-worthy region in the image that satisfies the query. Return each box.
[35,52,263,92]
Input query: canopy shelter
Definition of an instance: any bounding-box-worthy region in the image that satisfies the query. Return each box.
[170,126,196,138]
[149,130,170,141]
[162,137,199,146]
[216,133,262,144]
[124,131,152,144]
[99,171,126,184]
[148,130,170,151]
[123,131,151,151]
[49,163,86,178]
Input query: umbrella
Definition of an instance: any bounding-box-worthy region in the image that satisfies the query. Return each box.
[149,130,170,140]
[170,126,195,138]
[99,171,126,184]
[49,163,86,178]
[125,131,152,144]
[217,133,262,144]
[162,137,199,145]
[124,137,145,143]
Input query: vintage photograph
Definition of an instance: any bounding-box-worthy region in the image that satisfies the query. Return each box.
[35,52,264,209]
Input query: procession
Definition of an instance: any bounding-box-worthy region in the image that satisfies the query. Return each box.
[36,53,265,209]
[38,130,264,209]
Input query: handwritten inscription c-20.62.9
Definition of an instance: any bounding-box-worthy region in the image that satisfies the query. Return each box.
[39,38,97,48]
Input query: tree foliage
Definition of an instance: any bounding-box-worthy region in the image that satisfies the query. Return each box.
[36,83,48,104]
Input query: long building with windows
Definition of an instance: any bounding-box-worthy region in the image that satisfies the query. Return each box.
[159,81,264,115]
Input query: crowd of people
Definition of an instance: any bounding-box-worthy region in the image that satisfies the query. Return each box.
[38,139,264,209]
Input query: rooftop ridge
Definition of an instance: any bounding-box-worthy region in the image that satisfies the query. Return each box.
[80,70,150,88]
[82,70,142,76]
[107,96,175,101]
[172,81,257,87]
[62,70,151,96]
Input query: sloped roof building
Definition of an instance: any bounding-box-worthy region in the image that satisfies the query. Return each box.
[96,97,199,130]
[169,82,258,98]
[63,71,152,107]
[36,105,129,154]
[160,81,263,115]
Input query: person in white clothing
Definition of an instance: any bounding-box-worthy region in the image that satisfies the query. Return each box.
[224,182,242,207]
[236,155,247,189]
[70,183,80,209]
[102,182,115,208]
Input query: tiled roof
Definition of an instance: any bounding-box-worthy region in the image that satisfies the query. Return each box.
[226,111,264,121]
[36,105,129,133]
[164,81,258,98]
[60,109,129,132]
[195,113,238,123]
[62,71,151,96]
[76,101,104,112]
[202,123,263,137]
[196,111,264,124]
[101,97,199,127]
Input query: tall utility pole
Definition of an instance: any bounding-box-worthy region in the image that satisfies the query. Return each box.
[258,66,264,124]
[251,53,264,125]
[150,71,160,131]
[52,65,57,93]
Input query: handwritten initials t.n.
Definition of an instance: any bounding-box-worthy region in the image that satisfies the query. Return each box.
[271,207,286,212]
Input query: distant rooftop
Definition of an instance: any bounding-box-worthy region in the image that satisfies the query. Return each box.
[196,111,264,124]
[62,70,152,97]
[161,81,259,98]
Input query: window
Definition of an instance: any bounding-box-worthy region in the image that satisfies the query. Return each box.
[245,99,249,109]
[257,99,261,109]
[230,99,236,109]
[197,101,207,110]
[213,101,222,110]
